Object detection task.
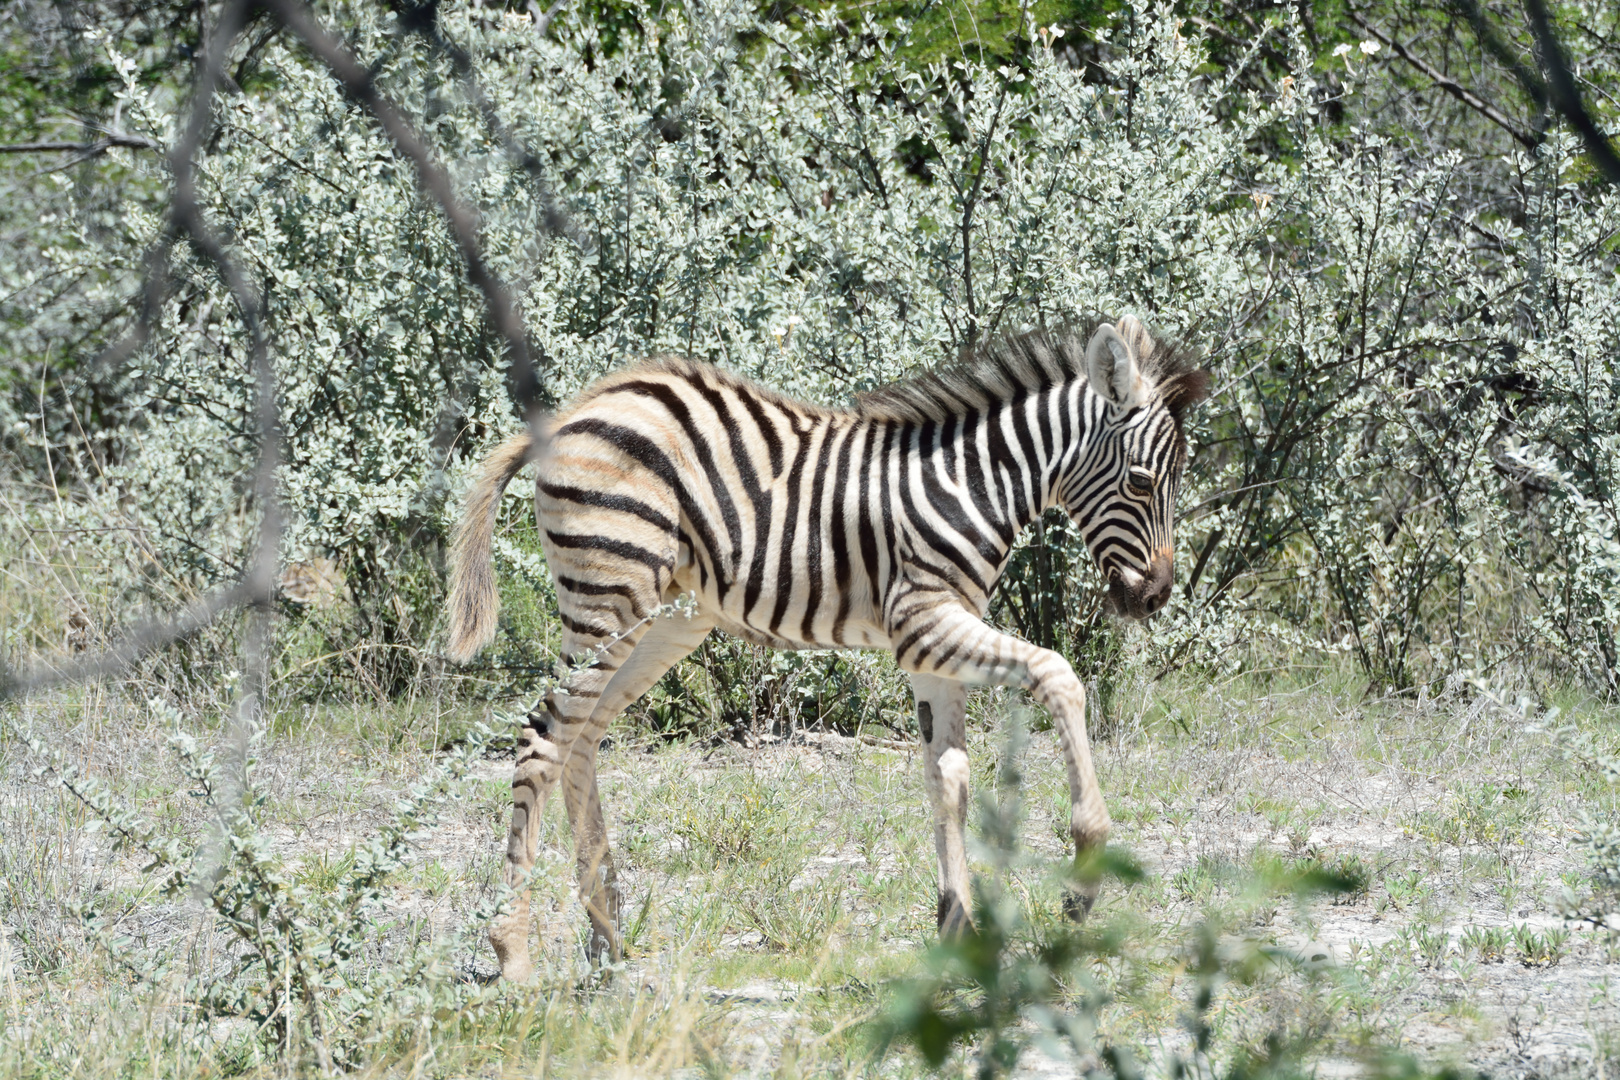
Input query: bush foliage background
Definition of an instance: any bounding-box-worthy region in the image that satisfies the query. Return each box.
[2,1,1619,1074]
[4,0,1616,704]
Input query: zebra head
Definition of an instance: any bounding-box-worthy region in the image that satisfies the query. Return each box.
[1070,317,1210,619]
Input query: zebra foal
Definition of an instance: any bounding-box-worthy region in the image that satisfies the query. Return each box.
[447,318,1209,981]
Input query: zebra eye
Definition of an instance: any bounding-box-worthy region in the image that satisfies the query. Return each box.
[1126,467,1155,496]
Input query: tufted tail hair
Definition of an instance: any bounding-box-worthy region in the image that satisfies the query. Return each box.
[446,431,539,663]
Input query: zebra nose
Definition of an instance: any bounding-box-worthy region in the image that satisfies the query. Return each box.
[1105,552,1174,618]
[1142,551,1173,614]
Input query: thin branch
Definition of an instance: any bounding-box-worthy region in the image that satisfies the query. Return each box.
[2,585,253,697]
[959,84,1008,349]
[0,134,163,154]
[393,2,580,250]
[165,0,280,630]
[1183,528,1224,602]
[1349,11,1538,151]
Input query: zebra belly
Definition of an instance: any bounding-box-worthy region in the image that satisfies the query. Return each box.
[673,556,889,652]
[705,614,890,651]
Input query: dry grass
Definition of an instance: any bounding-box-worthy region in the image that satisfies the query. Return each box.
[2,662,1618,1078]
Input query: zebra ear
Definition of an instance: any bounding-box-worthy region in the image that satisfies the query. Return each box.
[1114,314,1157,362]
[1085,323,1143,411]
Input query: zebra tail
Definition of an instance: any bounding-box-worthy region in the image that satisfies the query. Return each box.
[447,432,536,663]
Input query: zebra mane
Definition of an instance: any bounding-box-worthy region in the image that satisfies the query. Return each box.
[852,324,1206,425]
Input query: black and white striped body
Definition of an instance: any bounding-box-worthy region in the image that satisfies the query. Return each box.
[547,347,1186,660]
[453,321,1209,979]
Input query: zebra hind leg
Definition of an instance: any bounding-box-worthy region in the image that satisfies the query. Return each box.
[489,619,651,983]
[562,613,714,965]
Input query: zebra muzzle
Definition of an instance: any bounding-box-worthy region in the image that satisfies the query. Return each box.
[1107,552,1173,619]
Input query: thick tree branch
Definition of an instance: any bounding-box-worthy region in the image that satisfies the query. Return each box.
[6,0,558,703]
[1524,0,1620,184]
[1349,12,1538,151]
[1450,0,1620,184]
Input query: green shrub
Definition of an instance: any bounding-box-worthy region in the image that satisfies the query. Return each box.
[21,710,501,1071]
[1459,925,1509,963]
[9,0,1617,700]
[1510,923,1569,967]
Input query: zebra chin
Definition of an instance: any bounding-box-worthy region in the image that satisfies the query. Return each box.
[1105,551,1174,620]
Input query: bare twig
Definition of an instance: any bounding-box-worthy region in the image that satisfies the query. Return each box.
[156,1,281,754]
[958,84,1008,349]
[1349,11,1538,151]
[1,0,277,702]
[6,0,554,706]
[383,0,582,459]
[1,584,253,697]
[393,2,580,251]
[163,3,286,869]
[0,134,162,154]
[1183,527,1224,602]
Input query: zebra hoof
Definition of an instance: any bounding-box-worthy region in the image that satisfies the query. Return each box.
[491,918,536,983]
[498,953,536,984]
[1062,883,1099,923]
[584,922,624,967]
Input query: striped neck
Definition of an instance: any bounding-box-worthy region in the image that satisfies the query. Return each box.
[910,378,1094,572]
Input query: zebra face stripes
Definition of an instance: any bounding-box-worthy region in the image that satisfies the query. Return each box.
[1062,401,1188,618]
[447,319,1210,980]
[1062,315,1204,619]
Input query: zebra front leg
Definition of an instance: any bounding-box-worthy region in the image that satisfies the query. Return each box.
[911,673,974,936]
[1036,664,1110,921]
[894,601,1111,921]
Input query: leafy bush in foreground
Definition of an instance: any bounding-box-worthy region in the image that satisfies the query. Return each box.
[23,707,499,1073]
[876,717,1456,1079]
